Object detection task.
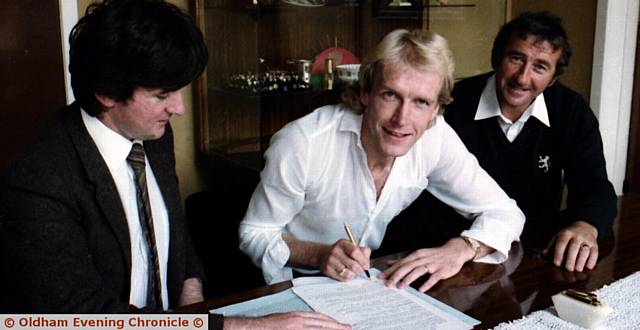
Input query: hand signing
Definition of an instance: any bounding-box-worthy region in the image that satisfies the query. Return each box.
[543,220,598,272]
[319,239,371,281]
[378,237,476,292]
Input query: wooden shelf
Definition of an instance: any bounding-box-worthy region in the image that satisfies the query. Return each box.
[208,85,344,99]
[193,0,506,177]
[372,1,475,20]
[204,0,359,16]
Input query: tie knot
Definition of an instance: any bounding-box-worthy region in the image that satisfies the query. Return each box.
[127,143,146,170]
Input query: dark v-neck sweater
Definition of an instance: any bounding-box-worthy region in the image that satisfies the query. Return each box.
[444,72,617,237]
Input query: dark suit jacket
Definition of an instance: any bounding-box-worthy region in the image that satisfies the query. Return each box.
[0,103,204,312]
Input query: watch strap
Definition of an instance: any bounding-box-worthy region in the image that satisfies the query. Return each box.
[461,236,481,260]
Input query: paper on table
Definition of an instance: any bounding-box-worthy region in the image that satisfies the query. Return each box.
[293,276,474,330]
[213,269,478,329]
[211,289,312,317]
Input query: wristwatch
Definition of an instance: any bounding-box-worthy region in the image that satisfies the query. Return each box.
[461,236,482,260]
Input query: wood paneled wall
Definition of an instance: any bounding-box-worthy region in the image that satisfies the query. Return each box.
[0,0,66,173]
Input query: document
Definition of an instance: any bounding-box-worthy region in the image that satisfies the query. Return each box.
[210,289,312,317]
[293,276,474,330]
[212,269,478,329]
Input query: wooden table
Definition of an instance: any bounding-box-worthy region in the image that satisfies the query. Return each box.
[183,193,640,329]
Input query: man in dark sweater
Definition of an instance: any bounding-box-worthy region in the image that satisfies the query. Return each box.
[443,12,617,272]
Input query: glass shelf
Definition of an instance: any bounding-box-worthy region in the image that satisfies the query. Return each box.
[192,0,509,172]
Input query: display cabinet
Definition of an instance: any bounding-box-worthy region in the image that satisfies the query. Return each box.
[191,0,509,172]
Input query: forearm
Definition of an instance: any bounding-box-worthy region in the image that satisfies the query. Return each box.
[223,317,267,330]
[566,189,617,237]
[429,126,524,259]
[565,101,617,236]
[282,234,330,269]
[177,277,204,307]
[455,236,495,262]
[222,317,247,330]
[461,201,524,261]
[182,223,206,280]
[223,313,351,330]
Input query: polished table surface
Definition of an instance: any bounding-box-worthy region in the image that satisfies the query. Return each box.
[184,193,640,329]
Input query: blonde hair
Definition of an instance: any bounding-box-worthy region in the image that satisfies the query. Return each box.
[342,29,455,114]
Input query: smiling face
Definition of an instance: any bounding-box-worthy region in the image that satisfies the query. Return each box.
[360,62,442,166]
[96,87,185,140]
[495,34,562,118]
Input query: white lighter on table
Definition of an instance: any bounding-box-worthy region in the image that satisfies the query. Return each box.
[552,289,613,329]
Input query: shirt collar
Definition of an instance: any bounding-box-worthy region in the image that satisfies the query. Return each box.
[81,109,142,171]
[339,105,363,134]
[474,73,550,127]
[338,105,366,149]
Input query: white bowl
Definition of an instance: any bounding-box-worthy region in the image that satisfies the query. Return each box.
[336,64,360,83]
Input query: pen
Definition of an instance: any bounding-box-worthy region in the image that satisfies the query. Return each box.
[343,223,372,279]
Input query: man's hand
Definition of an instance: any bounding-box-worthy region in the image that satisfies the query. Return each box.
[283,236,371,281]
[177,277,204,307]
[224,312,352,330]
[543,221,598,272]
[378,237,477,292]
[318,239,371,281]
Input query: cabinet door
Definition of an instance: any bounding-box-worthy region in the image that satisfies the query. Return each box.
[0,0,67,173]
[193,0,375,171]
[192,0,508,171]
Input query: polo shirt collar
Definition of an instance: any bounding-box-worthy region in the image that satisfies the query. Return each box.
[474,74,550,127]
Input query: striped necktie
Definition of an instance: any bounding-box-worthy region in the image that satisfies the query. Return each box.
[127,143,163,308]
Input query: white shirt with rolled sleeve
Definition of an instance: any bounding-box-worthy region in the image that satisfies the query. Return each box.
[239,104,524,284]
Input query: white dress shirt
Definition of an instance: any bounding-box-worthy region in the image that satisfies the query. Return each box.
[81,109,170,309]
[239,104,525,284]
[474,74,550,142]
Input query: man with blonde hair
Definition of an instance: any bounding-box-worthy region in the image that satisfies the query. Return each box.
[240,29,524,292]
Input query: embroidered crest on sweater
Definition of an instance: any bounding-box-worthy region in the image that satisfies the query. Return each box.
[538,155,551,173]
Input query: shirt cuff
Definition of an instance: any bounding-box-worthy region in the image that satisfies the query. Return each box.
[261,236,292,284]
[460,229,514,264]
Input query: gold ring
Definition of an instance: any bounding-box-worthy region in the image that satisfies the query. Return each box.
[339,268,348,277]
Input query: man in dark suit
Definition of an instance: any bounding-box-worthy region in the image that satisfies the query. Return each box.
[0,0,208,313]
[0,103,200,311]
[0,1,350,329]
